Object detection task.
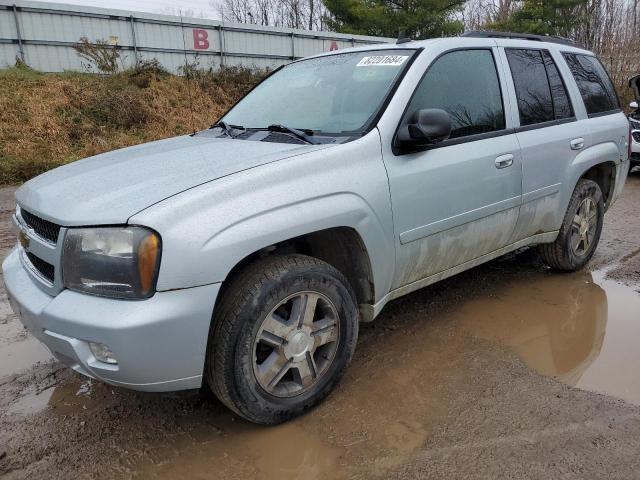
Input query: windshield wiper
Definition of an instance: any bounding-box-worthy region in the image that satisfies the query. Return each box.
[211,121,245,138]
[267,124,319,145]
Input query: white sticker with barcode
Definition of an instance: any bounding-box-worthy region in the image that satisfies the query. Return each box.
[356,55,408,67]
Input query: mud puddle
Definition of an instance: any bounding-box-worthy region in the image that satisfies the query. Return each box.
[5,377,99,417]
[3,262,640,480]
[3,261,640,479]
[123,262,640,479]
[0,294,52,379]
[132,310,458,479]
[458,266,640,405]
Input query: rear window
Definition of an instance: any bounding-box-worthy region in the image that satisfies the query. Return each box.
[563,53,619,116]
[542,51,573,120]
[506,49,554,126]
[506,49,574,126]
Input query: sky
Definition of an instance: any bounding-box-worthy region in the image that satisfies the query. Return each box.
[39,0,222,19]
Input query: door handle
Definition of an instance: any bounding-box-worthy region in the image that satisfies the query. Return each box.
[570,138,585,150]
[495,153,514,169]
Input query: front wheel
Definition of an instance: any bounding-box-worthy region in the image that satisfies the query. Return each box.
[206,254,359,424]
[538,179,604,271]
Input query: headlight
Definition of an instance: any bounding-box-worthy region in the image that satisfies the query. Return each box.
[62,226,161,299]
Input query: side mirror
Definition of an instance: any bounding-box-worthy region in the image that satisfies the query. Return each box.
[631,101,639,110]
[397,108,452,147]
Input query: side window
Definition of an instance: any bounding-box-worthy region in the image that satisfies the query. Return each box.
[542,51,573,120]
[406,49,505,139]
[563,53,619,115]
[506,49,554,126]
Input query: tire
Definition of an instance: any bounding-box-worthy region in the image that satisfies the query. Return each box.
[205,254,359,424]
[538,179,604,271]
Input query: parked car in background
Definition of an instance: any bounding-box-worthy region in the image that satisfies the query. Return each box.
[3,31,630,424]
[629,75,640,171]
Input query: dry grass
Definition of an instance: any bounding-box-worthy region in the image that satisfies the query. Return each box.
[0,63,265,184]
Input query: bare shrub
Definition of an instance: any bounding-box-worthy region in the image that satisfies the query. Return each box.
[86,85,151,128]
[127,59,170,88]
[73,37,123,74]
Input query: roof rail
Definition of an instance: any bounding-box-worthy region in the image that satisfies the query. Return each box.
[461,30,583,48]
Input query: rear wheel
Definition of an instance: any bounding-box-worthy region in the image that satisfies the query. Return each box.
[539,179,604,271]
[206,254,359,424]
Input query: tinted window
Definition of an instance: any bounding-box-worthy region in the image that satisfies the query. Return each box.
[406,49,505,139]
[542,51,573,119]
[506,49,554,126]
[563,53,619,115]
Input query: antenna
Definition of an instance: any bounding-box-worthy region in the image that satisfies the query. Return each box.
[179,10,197,136]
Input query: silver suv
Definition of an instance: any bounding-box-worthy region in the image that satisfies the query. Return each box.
[3,32,630,424]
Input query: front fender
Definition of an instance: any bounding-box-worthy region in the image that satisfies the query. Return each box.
[201,192,391,295]
[130,132,395,302]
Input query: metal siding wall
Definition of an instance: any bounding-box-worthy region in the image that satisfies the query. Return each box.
[0,8,17,37]
[136,22,184,50]
[0,44,18,68]
[0,0,393,73]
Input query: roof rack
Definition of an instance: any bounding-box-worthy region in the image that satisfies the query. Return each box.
[461,30,583,48]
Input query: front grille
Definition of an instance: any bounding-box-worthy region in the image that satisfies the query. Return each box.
[20,209,61,243]
[632,131,640,143]
[25,251,55,283]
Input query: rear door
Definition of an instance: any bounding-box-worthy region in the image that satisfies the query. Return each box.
[501,47,589,241]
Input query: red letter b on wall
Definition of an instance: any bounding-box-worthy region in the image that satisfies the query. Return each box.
[193,29,209,50]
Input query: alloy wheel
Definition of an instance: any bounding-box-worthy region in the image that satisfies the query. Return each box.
[252,291,340,397]
[570,197,598,256]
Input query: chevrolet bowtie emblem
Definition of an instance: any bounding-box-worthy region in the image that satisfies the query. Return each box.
[18,230,30,250]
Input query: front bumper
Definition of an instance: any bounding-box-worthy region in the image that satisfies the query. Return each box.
[2,248,220,392]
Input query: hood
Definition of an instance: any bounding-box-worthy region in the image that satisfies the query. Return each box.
[630,75,640,102]
[16,133,327,226]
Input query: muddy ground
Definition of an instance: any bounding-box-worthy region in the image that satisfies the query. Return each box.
[1,174,640,480]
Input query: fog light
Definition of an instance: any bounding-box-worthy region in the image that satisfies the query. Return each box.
[89,342,118,364]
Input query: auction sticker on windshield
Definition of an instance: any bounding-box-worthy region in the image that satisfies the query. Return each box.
[357,55,408,67]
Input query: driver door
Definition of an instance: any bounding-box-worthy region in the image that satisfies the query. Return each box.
[382,48,522,289]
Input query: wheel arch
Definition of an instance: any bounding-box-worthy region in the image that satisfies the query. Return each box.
[195,192,394,307]
[569,141,620,210]
[578,161,616,209]
[218,226,376,312]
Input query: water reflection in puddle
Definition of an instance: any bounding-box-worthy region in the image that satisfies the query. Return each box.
[458,268,640,405]
[6,378,99,417]
[574,271,640,404]
[0,335,52,378]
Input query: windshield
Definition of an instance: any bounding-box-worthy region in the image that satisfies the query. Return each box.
[221,49,415,136]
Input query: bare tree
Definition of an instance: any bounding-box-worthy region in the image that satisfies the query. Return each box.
[211,0,326,29]
[463,0,517,29]
[463,0,640,100]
